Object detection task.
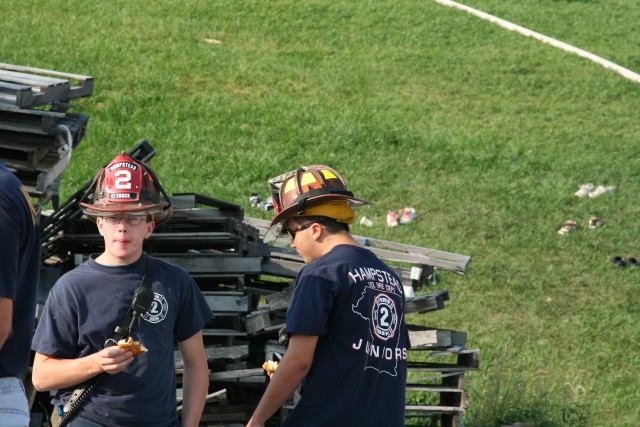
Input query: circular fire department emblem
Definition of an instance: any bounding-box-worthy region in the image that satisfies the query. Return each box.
[371,293,398,341]
[143,293,168,323]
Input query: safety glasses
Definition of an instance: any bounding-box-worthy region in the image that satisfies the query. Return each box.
[102,215,147,225]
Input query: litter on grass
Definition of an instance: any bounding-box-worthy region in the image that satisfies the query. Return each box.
[588,216,603,229]
[387,207,416,227]
[574,183,615,198]
[557,220,578,235]
[248,193,274,211]
[386,210,399,227]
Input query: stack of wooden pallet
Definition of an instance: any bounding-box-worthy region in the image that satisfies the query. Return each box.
[404,317,479,427]
[0,63,93,206]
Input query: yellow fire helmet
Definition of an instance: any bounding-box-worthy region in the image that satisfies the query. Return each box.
[267,165,371,230]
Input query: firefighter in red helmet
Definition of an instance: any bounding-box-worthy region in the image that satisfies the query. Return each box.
[248,165,409,427]
[32,152,211,427]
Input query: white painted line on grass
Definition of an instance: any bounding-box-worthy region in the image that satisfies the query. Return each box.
[434,0,640,84]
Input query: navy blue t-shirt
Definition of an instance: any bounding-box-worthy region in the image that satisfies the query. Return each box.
[32,254,213,427]
[0,161,40,378]
[283,244,409,427]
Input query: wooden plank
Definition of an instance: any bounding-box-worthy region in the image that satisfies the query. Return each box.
[0,67,70,91]
[244,310,271,334]
[245,216,471,275]
[366,246,467,275]
[260,257,301,278]
[264,341,286,362]
[5,150,71,195]
[175,344,249,368]
[0,108,86,135]
[199,405,253,423]
[265,288,292,312]
[0,82,32,107]
[0,103,67,116]
[405,384,463,393]
[407,326,467,349]
[362,237,470,268]
[0,140,48,168]
[35,151,72,192]
[210,368,264,381]
[0,81,31,92]
[0,63,92,82]
[203,291,250,313]
[0,69,69,87]
[406,360,479,373]
[0,70,70,108]
[0,63,94,105]
[154,255,262,274]
[405,289,449,314]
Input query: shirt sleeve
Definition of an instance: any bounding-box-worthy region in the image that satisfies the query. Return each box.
[173,270,213,342]
[285,274,338,337]
[0,192,20,300]
[31,284,81,358]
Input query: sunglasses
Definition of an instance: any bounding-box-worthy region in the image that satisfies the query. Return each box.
[284,218,330,239]
[102,215,146,225]
[284,222,314,239]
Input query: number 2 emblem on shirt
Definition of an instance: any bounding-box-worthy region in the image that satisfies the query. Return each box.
[143,293,168,323]
[371,293,398,341]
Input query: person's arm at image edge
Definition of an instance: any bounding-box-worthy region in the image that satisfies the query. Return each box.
[0,297,12,349]
[246,334,318,427]
[178,331,209,427]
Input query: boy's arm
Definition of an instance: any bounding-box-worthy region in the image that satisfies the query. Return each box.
[0,297,12,349]
[246,334,318,427]
[177,331,209,427]
[31,348,134,391]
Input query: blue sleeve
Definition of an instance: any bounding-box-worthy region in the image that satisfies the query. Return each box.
[285,274,338,337]
[0,203,19,300]
[31,282,82,357]
[173,270,213,342]
[0,170,24,300]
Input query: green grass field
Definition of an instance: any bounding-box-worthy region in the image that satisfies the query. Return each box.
[3,1,640,425]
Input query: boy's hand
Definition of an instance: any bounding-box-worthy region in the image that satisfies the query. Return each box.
[99,346,135,374]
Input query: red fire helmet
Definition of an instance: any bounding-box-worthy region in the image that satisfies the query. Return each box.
[80,152,173,224]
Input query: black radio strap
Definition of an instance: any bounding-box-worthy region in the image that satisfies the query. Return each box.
[110,259,156,345]
[59,257,155,427]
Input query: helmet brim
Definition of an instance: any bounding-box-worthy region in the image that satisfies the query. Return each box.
[268,193,370,229]
[80,201,173,225]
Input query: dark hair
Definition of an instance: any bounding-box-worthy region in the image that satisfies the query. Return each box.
[300,216,349,234]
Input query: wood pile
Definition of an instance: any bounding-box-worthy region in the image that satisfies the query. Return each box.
[0,63,93,206]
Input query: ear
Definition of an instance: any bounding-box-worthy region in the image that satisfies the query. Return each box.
[310,222,324,241]
[145,220,155,238]
[96,217,106,236]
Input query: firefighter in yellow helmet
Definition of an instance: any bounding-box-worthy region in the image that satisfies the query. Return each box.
[32,152,211,427]
[248,165,410,427]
